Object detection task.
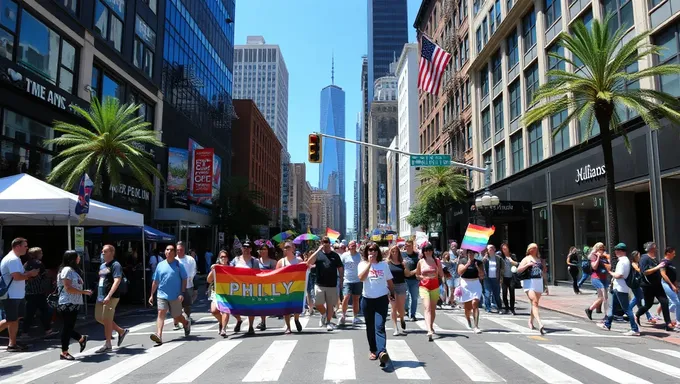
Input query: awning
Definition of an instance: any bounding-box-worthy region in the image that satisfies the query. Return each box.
[86,225,176,243]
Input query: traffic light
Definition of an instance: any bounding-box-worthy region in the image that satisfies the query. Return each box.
[308,134,322,163]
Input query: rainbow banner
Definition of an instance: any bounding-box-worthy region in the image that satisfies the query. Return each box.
[461,224,495,253]
[214,264,307,316]
[326,227,341,241]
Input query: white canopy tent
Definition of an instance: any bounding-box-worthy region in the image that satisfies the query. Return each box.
[0,173,147,306]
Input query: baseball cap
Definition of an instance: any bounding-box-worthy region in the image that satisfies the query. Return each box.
[242,240,252,248]
[613,243,627,251]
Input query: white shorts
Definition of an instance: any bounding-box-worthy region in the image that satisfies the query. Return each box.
[522,278,544,293]
[460,278,483,303]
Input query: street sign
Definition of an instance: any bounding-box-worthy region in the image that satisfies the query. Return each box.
[410,154,451,167]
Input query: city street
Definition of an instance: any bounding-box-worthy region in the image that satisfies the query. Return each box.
[1,297,679,384]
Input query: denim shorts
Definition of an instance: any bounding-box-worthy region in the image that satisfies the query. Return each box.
[343,281,363,296]
[591,277,610,290]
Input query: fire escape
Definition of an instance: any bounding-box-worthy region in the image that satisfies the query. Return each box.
[442,0,466,165]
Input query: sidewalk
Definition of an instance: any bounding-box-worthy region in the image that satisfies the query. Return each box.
[516,284,680,346]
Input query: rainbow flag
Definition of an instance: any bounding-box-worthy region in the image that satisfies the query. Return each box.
[326,227,341,241]
[213,264,307,316]
[460,224,495,253]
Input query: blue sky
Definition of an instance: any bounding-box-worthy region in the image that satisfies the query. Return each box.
[234,0,422,232]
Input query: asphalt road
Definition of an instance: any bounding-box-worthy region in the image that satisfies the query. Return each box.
[1,297,679,384]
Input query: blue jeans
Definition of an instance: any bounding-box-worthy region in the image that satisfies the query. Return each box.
[604,291,638,332]
[577,271,589,288]
[662,281,680,321]
[483,277,501,312]
[628,286,652,320]
[405,279,419,318]
[361,295,388,354]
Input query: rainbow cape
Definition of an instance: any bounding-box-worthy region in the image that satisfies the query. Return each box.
[460,224,495,253]
[213,264,307,316]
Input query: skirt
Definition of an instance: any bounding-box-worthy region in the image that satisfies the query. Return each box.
[393,282,407,295]
[522,278,544,293]
[460,278,483,303]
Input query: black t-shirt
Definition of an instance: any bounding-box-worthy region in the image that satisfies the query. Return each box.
[402,252,419,280]
[639,254,661,287]
[389,262,406,284]
[314,251,343,287]
[661,259,677,283]
[459,257,482,279]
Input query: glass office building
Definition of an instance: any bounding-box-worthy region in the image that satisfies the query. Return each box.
[319,84,346,233]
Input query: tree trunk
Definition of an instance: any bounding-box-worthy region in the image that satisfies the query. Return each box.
[596,109,619,252]
[101,173,111,244]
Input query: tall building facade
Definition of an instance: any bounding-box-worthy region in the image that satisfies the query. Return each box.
[354,115,361,238]
[233,36,290,225]
[359,56,370,238]
[319,83,346,234]
[367,0,409,104]
[396,43,420,238]
[311,188,332,234]
[386,137,399,230]
[289,163,312,231]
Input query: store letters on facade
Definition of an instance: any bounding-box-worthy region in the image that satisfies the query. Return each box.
[575,164,606,184]
[192,148,214,196]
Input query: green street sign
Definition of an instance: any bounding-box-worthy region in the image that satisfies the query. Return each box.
[410,154,451,167]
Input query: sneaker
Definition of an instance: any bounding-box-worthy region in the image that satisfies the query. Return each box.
[117,329,129,347]
[378,352,390,368]
[173,324,182,331]
[219,329,227,338]
[623,330,640,336]
[585,308,593,320]
[340,315,346,325]
[598,323,610,331]
[352,317,362,325]
[150,333,162,345]
[393,329,400,336]
[184,321,191,337]
[95,345,112,354]
[473,327,482,334]
[327,323,334,332]
[410,316,417,322]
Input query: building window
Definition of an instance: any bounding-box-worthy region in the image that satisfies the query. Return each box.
[141,0,157,13]
[545,0,561,27]
[603,0,633,35]
[507,30,519,69]
[617,60,640,122]
[511,131,523,173]
[467,122,472,149]
[0,0,17,62]
[493,98,504,140]
[91,65,125,102]
[55,0,78,14]
[524,63,539,107]
[476,27,482,53]
[482,108,491,142]
[483,151,492,171]
[655,23,680,97]
[547,43,565,79]
[551,110,570,154]
[18,11,76,94]
[482,17,489,44]
[489,9,496,35]
[523,9,536,53]
[461,35,469,63]
[492,51,502,85]
[94,0,125,52]
[474,0,480,15]
[495,143,506,180]
[528,122,543,165]
[1,109,55,179]
[509,80,521,121]
[465,79,471,106]
[572,10,593,69]
[495,0,502,28]
[134,16,155,77]
[129,92,154,126]
[578,107,600,142]
[481,70,489,98]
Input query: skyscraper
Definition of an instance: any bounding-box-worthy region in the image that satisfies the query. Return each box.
[319,61,346,234]
[367,0,408,104]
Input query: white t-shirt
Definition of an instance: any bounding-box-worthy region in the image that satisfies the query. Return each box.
[488,259,497,278]
[178,255,197,289]
[341,251,362,283]
[359,261,393,299]
[612,256,630,293]
[0,251,25,299]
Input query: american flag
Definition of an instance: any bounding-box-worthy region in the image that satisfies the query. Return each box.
[418,35,451,94]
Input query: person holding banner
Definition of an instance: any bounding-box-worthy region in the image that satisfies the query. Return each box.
[207,250,231,337]
[276,241,306,334]
[358,242,395,368]
[256,243,277,331]
[457,250,485,334]
[229,240,258,335]
[414,244,444,341]
[517,243,547,335]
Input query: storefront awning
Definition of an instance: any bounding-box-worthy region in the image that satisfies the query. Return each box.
[86,225,176,243]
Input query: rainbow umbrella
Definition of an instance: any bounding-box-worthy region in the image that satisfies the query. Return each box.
[293,233,320,244]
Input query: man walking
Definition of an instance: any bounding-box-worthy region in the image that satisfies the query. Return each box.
[95,244,129,353]
[0,238,38,351]
[483,244,504,313]
[340,240,363,325]
[148,244,190,345]
[635,242,672,330]
[308,236,344,331]
[174,241,197,329]
[402,240,420,321]
[600,243,640,336]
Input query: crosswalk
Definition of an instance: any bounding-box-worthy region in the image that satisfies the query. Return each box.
[0,333,677,383]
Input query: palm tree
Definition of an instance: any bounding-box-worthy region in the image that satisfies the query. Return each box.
[523,16,680,251]
[415,166,468,249]
[46,97,164,203]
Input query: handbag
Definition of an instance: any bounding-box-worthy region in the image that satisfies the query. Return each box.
[47,286,62,309]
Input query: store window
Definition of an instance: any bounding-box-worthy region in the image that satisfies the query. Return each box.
[523,9,536,53]
[551,110,570,154]
[17,10,76,93]
[573,194,606,251]
[528,122,543,165]
[54,0,78,14]
[495,143,506,180]
[511,131,523,173]
[94,0,125,52]
[1,110,54,178]
[134,16,155,77]
[654,23,680,97]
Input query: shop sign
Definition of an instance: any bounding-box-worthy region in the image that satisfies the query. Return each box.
[192,148,214,196]
[110,183,150,201]
[74,227,85,253]
[575,164,606,184]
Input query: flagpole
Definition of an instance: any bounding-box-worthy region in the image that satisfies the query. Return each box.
[67,216,72,250]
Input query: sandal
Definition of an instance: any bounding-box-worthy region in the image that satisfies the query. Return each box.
[60,353,75,361]
[78,335,89,353]
[284,329,292,335]
[369,352,377,360]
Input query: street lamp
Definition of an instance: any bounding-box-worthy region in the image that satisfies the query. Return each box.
[475,190,500,209]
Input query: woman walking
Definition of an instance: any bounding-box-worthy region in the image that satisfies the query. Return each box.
[229,241,258,335]
[517,243,546,335]
[627,251,654,324]
[500,243,518,314]
[387,245,410,336]
[358,243,395,368]
[277,241,306,334]
[57,250,92,360]
[256,243,277,331]
[415,244,444,341]
[585,243,610,321]
[457,250,484,334]
[566,246,581,294]
[207,250,230,337]
[441,252,457,307]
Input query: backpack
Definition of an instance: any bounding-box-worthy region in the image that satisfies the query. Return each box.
[105,261,128,296]
[581,259,592,274]
[626,265,642,290]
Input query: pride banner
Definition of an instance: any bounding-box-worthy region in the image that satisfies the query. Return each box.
[461,224,495,253]
[213,264,307,316]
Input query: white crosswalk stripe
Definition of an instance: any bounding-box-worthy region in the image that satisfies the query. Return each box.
[387,339,430,380]
[158,340,241,383]
[76,342,184,384]
[0,349,52,369]
[540,344,652,384]
[415,312,444,332]
[0,346,101,384]
[488,342,582,384]
[485,317,534,334]
[597,347,680,379]
[242,340,297,382]
[323,339,355,381]
[436,340,505,382]
[652,348,680,359]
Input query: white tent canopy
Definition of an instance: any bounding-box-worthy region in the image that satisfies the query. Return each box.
[0,173,143,227]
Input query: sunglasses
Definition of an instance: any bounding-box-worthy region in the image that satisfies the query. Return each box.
[368,248,379,252]
[218,256,228,259]
[322,241,330,244]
